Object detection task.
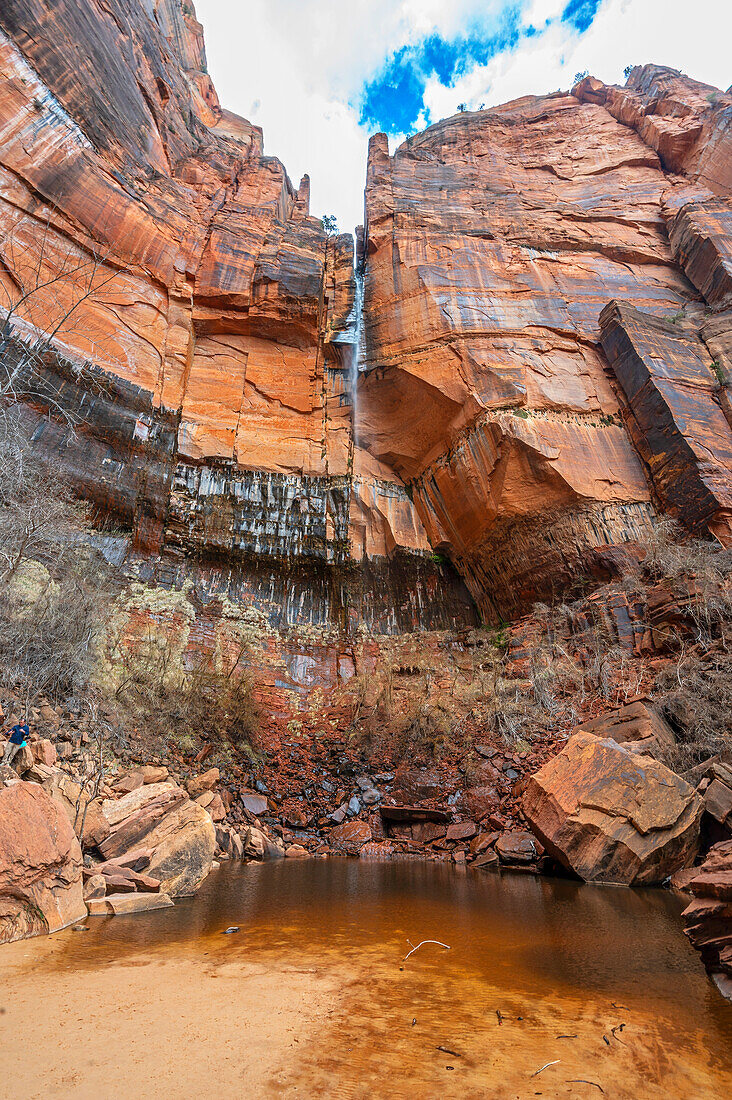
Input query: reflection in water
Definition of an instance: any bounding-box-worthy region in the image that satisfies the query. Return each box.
[5,860,732,1098]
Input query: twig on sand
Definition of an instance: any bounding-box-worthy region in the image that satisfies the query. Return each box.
[610,1002,628,1011]
[610,1024,626,1044]
[568,1081,604,1093]
[530,1060,560,1078]
[403,939,451,962]
[436,1046,461,1058]
[557,1034,577,1039]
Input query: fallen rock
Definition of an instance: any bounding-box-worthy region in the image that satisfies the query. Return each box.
[186,769,220,800]
[285,845,311,859]
[242,826,284,861]
[523,733,702,885]
[31,739,57,768]
[495,830,540,865]
[473,850,500,870]
[360,841,395,859]
[99,793,215,897]
[240,790,268,815]
[578,699,676,758]
[704,778,732,829]
[329,819,372,856]
[446,821,478,842]
[83,874,106,901]
[0,782,86,943]
[101,782,179,827]
[89,892,174,917]
[140,766,169,785]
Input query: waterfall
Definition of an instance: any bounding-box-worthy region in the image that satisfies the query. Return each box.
[344,265,365,446]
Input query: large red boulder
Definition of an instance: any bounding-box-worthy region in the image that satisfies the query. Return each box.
[0,782,86,943]
[523,733,702,885]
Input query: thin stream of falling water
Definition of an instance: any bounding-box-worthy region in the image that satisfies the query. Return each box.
[348,265,365,447]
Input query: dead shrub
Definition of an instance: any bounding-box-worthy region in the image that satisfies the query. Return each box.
[113,636,261,761]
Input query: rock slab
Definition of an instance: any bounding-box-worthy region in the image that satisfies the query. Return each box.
[523,733,702,885]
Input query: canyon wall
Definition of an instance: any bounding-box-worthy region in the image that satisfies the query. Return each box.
[360,67,732,620]
[0,0,731,631]
[0,0,471,631]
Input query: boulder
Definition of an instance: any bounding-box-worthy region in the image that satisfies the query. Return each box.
[240,790,268,815]
[329,819,372,856]
[495,830,541,865]
[83,874,106,901]
[101,797,216,897]
[457,786,500,818]
[473,850,500,869]
[285,845,311,859]
[578,699,675,759]
[703,778,732,829]
[88,892,174,917]
[140,766,168,785]
[186,769,220,800]
[207,793,226,822]
[523,733,702,885]
[0,782,86,943]
[31,739,57,768]
[242,826,284,861]
[446,821,478,842]
[100,782,179,826]
[114,772,145,795]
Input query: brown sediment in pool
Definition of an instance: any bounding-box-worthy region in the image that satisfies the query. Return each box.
[1,860,730,1099]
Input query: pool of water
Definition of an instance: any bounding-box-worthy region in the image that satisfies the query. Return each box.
[1,860,730,1098]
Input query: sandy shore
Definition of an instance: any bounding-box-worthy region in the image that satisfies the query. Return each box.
[0,934,342,1099]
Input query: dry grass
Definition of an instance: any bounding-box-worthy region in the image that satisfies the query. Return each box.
[113,636,261,762]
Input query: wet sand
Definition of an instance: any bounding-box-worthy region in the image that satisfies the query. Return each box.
[1,860,730,1099]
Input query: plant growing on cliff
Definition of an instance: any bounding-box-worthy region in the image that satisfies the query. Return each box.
[321,214,338,236]
[573,71,588,85]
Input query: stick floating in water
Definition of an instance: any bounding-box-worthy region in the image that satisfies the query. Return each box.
[403,939,451,962]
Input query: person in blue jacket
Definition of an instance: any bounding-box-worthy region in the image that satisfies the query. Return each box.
[1,719,30,767]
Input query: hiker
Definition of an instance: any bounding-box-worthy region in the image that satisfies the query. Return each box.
[1,718,30,767]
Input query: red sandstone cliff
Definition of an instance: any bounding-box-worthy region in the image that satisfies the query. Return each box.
[0,2,731,626]
[359,67,732,619]
[0,0,430,597]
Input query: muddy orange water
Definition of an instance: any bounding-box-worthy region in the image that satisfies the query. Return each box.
[1,860,730,1099]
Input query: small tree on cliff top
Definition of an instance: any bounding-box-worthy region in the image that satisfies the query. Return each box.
[321,213,338,236]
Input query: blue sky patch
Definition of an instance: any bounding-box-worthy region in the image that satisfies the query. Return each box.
[561,0,603,34]
[358,0,606,135]
[359,5,526,134]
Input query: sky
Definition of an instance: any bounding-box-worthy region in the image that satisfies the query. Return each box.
[195,0,731,233]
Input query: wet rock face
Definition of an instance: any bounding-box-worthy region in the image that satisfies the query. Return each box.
[0,782,86,943]
[522,733,702,885]
[681,840,732,1002]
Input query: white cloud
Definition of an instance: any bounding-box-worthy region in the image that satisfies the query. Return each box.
[194,0,731,234]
